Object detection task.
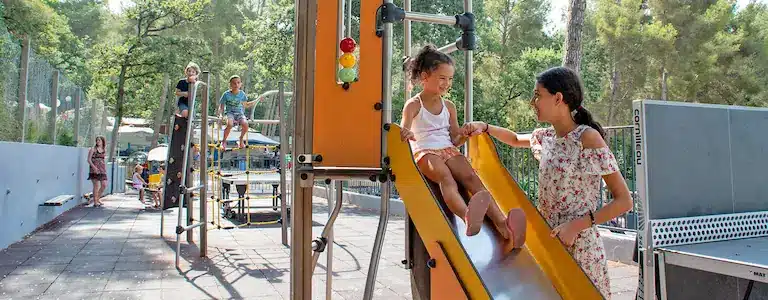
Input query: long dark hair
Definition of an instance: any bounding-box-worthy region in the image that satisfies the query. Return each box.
[94,136,106,151]
[536,67,606,138]
[405,44,454,86]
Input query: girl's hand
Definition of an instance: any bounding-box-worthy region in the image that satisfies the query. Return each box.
[400,127,416,142]
[462,122,486,137]
[550,217,589,247]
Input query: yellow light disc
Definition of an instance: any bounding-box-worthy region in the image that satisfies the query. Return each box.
[339,53,356,68]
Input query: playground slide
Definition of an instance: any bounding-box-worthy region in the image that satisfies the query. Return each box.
[386,124,603,300]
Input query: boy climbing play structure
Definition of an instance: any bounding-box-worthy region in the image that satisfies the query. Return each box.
[159,74,292,267]
[289,0,604,299]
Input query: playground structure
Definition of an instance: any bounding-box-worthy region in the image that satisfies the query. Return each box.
[287,0,610,299]
[143,0,768,299]
[158,73,292,267]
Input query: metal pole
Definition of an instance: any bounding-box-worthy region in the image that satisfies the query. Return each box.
[291,0,317,297]
[73,90,81,145]
[335,0,344,83]
[363,184,391,300]
[200,72,210,257]
[328,180,342,300]
[345,0,352,37]
[176,82,199,268]
[279,82,289,247]
[403,0,414,272]
[50,70,59,145]
[311,183,344,272]
[463,0,473,155]
[364,1,394,297]
[438,42,460,55]
[403,12,457,26]
[18,37,30,143]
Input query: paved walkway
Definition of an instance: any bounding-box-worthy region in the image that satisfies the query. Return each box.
[0,194,639,299]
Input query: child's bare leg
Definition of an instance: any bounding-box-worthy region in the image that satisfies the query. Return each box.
[238,119,248,148]
[446,156,510,239]
[181,109,189,118]
[222,118,234,150]
[417,155,479,235]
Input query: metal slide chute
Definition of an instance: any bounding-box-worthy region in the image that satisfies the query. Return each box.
[386,123,604,300]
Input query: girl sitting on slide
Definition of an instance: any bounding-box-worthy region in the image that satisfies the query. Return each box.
[463,67,633,299]
[399,45,512,241]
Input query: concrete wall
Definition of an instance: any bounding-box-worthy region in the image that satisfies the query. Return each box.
[0,142,93,249]
[312,186,406,216]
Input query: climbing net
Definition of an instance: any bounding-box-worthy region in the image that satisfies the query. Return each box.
[204,118,284,230]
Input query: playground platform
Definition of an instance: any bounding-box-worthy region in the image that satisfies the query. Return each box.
[0,194,639,299]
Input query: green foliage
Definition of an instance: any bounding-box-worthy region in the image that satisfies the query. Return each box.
[3,0,88,86]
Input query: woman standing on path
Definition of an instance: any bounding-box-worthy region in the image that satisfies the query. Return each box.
[87,136,108,207]
[464,67,633,299]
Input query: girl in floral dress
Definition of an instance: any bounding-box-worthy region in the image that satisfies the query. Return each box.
[87,136,108,207]
[464,67,633,299]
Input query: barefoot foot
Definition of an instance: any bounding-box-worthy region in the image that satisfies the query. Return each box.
[464,191,491,236]
[506,208,527,249]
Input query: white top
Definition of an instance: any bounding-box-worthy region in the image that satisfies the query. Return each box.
[408,95,454,153]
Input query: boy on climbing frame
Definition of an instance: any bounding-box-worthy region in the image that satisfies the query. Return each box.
[175,62,201,118]
[218,75,262,150]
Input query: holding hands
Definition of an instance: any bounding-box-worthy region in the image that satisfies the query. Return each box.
[400,121,490,143]
[461,121,489,137]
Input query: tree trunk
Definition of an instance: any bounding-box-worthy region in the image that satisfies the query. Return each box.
[108,64,128,163]
[213,39,221,116]
[660,64,668,101]
[244,59,254,116]
[501,0,511,49]
[245,59,253,92]
[562,0,586,71]
[151,73,170,148]
[607,62,620,126]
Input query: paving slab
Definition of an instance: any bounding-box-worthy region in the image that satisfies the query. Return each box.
[0,194,639,299]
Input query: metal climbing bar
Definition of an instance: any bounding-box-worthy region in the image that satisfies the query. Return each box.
[311,180,344,273]
[174,79,205,269]
[403,12,457,25]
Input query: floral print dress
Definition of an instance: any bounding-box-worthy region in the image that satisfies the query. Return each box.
[530,125,619,299]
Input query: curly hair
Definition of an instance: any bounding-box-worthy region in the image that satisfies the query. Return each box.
[404,44,453,86]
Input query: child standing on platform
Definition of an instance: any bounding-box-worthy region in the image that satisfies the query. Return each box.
[463,66,633,299]
[218,75,262,150]
[175,62,201,118]
[399,45,513,240]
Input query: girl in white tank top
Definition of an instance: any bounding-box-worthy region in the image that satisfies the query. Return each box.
[408,94,455,154]
[399,45,518,247]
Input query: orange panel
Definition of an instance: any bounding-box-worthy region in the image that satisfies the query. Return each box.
[427,242,469,300]
[313,0,382,168]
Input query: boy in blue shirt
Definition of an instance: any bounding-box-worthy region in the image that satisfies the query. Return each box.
[219,75,261,149]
